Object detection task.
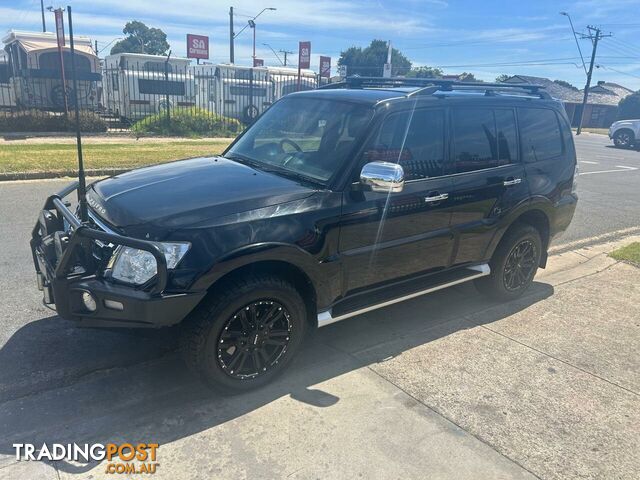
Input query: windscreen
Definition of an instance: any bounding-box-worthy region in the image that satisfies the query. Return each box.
[225,96,374,183]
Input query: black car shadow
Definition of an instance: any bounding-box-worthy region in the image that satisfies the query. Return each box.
[0,281,553,475]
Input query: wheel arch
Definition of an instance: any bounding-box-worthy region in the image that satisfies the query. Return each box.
[488,208,551,268]
[192,243,329,328]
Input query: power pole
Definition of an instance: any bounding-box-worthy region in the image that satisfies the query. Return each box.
[40,0,46,32]
[229,6,235,64]
[576,26,611,135]
[383,40,392,78]
[279,49,293,66]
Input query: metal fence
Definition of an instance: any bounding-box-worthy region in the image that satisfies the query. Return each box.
[0,60,326,133]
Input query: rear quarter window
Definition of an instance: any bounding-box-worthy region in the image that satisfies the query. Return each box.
[518,108,563,162]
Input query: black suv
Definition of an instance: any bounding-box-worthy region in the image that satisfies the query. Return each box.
[31,77,578,392]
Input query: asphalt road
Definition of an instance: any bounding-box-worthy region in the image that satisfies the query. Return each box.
[0,133,639,478]
[562,133,640,245]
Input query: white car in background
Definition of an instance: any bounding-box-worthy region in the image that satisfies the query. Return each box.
[609,119,640,148]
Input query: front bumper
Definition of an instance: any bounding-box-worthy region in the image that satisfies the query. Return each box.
[31,182,205,328]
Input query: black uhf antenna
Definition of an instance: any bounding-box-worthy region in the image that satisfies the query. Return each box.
[67,5,88,222]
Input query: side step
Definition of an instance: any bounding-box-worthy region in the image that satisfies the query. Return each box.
[317,264,490,328]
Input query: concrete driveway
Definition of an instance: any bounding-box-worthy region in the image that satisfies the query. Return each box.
[0,238,638,479]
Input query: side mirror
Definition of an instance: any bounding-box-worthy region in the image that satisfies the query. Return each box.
[360,161,404,193]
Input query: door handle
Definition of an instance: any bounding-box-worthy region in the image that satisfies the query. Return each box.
[503,178,522,186]
[425,193,449,203]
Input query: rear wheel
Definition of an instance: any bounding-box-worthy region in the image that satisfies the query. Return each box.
[475,224,542,301]
[613,129,634,148]
[181,274,308,393]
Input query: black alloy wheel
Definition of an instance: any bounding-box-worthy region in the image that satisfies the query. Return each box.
[503,240,538,291]
[217,300,292,380]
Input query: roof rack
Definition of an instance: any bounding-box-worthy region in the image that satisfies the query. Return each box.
[319,76,551,99]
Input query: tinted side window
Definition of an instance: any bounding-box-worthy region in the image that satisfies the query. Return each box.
[364,109,445,180]
[518,108,562,162]
[452,108,498,173]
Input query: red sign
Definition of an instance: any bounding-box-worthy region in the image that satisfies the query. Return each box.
[298,41,311,70]
[54,9,65,48]
[320,56,331,78]
[187,34,209,59]
[253,58,264,67]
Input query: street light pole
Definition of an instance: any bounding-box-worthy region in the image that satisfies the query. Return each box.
[560,12,587,75]
[40,0,46,32]
[248,19,256,64]
[229,6,234,63]
[262,43,284,65]
[231,6,276,64]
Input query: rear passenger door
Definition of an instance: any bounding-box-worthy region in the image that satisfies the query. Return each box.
[446,107,529,265]
[339,107,454,293]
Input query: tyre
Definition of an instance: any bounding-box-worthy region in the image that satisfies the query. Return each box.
[181,274,308,394]
[613,129,634,148]
[475,223,542,302]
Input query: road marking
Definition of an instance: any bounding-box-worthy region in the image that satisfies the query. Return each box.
[579,165,638,175]
[580,160,598,164]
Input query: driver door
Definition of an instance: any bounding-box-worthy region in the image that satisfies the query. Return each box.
[338,107,455,295]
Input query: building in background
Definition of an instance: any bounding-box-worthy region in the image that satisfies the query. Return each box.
[504,75,633,128]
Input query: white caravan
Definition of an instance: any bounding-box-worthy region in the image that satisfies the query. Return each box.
[2,30,99,110]
[0,51,15,108]
[267,66,317,99]
[191,64,273,123]
[102,53,194,120]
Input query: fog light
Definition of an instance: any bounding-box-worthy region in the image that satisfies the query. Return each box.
[104,299,124,311]
[81,292,97,312]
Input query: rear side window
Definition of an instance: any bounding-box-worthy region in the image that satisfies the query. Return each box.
[518,108,563,162]
[452,108,516,173]
[364,109,445,180]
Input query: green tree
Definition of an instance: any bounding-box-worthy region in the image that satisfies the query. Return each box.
[338,40,412,77]
[553,79,579,91]
[617,91,640,120]
[110,21,170,55]
[459,72,478,82]
[495,74,510,82]
[406,66,443,78]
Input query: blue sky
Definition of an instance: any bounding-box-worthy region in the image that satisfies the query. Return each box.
[3,0,640,90]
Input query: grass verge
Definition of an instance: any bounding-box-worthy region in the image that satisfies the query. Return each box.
[0,139,232,174]
[610,242,640,266]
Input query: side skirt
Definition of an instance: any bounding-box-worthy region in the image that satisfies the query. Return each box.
[317,264,490,328]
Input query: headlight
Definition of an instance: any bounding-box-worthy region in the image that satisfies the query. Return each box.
[109,242,190,285]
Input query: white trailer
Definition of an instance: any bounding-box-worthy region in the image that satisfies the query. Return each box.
[0,51,15,109]
[102,53,194,120]
[191,64,273,123]
[2,30,99,110]
[266,66,317,99]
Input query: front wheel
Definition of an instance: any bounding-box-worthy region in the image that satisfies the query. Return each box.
[181,274,308,393]
[613,130,634,148]
[475,224,542,302]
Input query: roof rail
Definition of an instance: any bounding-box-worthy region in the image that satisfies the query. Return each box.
[319,76,551,99]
